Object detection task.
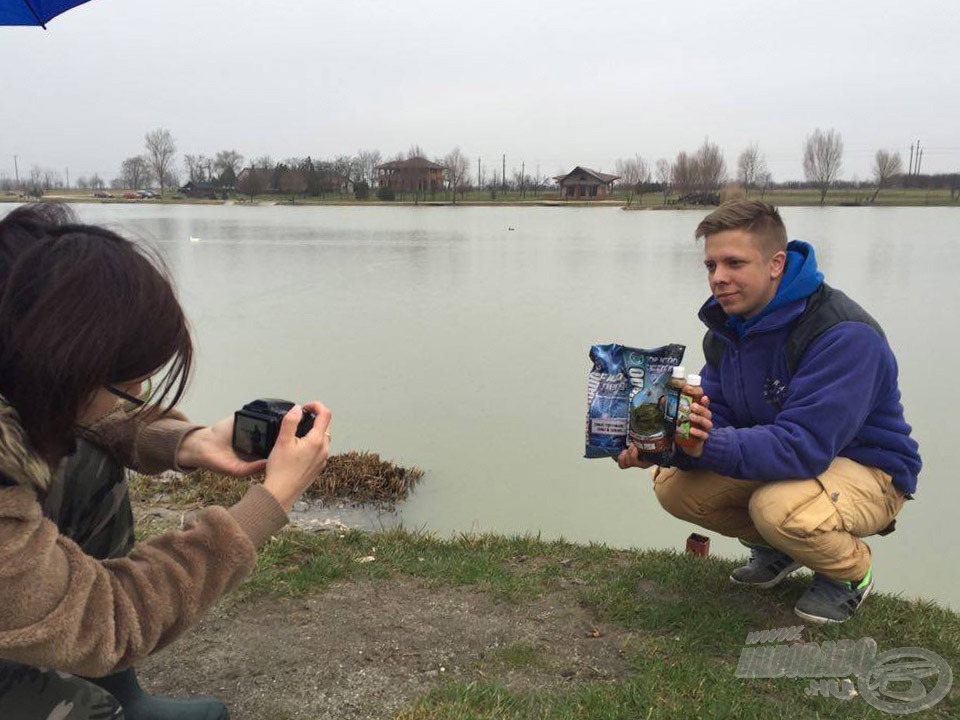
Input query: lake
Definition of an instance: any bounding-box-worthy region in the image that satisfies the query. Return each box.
[5,202,957,609]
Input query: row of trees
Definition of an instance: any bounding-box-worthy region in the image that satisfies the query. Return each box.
[5,127,956,203]
[613,130,922,206]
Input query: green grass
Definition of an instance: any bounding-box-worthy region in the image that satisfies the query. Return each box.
[132,519,960,718]
[195,527,958,719]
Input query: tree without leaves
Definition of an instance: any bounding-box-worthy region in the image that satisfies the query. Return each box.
[278,168,307,202]
[144,128,176,198]
[356,149,382,187]
[120,155,150,190]
[237,168,266,202]
[615,154,651,206]
[41,168,62,191]
[655,158,671,203]
[213,150,244,183]
[737,144,767,196]
[183,154,207,184]
[758,170,773,198]
[671,152,698,197]
[695,139,727,193]
[443,148,469,203]
[871,149,903,203]
[803,128,843,205]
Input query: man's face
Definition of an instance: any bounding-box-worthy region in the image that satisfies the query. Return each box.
[703,229,786,319]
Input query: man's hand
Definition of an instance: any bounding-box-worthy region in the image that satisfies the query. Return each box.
[177,416,268,477]
[676,396,713,459]
[614,444,655,470]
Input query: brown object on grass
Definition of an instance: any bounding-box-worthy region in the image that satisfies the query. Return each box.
[685,533,710,557]
[130,451,424,508]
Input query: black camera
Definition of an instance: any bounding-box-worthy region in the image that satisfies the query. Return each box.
[232,399,316,459]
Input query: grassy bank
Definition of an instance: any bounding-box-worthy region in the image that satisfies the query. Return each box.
[133,476,959,719]
[6,188,959,208]
[241,531,960,718]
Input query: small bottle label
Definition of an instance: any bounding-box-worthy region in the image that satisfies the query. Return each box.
[675,394,693,439]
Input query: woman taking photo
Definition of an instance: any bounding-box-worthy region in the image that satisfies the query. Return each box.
[0,204,331,720]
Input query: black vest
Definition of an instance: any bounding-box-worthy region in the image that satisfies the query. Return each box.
[702,284,885,374]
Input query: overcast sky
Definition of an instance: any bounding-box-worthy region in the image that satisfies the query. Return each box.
[1,0,957,185]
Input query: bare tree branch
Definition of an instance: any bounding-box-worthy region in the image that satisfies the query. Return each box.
[144,128,176,198]
[871,149,903,203]
[803,128,843,205]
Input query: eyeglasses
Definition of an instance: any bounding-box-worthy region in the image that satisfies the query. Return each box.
[106,377,153,407]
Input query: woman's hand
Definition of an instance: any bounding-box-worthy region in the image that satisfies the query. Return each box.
[262,402,332,512]
[677,396,713,459]
[177,416,268,477]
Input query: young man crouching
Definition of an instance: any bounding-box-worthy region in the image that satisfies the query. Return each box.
[618,200,921,623]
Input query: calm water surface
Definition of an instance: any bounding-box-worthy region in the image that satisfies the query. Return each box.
[11,203,958,609]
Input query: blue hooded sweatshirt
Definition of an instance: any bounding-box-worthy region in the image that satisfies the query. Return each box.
[688,240,921,494]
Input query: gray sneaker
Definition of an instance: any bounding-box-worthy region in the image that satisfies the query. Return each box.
[794,570,874,624]
[729,544,802,589]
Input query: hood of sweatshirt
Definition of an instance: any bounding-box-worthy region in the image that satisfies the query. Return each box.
[0,394,52,493]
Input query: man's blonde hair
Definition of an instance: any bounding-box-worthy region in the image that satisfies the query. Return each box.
[695,200,788,257]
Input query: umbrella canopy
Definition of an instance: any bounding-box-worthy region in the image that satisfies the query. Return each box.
[0,0,93,27]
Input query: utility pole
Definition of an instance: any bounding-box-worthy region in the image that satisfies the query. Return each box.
[917,146,923,176]
[65,167,69,190]
[477,157,481,191]
[13,155,19,190]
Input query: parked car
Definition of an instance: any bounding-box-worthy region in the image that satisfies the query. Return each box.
[122,192,140,199]
[93,191,113,198]
[137,189,158,198]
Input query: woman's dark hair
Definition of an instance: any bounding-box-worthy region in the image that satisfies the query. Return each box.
[0,204,193,463]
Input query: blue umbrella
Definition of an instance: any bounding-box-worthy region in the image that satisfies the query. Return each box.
[0,0,93,28]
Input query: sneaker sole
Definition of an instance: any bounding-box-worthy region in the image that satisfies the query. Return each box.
[793,581,874,625]
[729,560,803,589]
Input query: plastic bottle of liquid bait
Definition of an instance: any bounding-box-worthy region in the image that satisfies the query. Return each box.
[674,374,704,449]
[663,366,686,437]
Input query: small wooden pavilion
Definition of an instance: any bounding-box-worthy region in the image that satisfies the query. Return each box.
[553,166,620,199]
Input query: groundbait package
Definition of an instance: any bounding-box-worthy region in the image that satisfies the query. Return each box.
[584,343,685,462]
[624,344,685,465]
[584,344,631,458]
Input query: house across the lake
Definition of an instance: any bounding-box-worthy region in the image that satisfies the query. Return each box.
[376,157,445,194]
[553,166,620,199]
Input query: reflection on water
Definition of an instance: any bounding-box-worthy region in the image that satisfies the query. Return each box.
[5,202,957,609]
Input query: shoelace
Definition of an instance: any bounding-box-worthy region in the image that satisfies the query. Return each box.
[809,573,860,602]
[750,546,789,572]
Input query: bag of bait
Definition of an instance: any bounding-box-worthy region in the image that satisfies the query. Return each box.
[623,344,685,465]
[584,343,630,458]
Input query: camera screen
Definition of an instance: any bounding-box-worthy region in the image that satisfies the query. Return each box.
[234,414,269,456]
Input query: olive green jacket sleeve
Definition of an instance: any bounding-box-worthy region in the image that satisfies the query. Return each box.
[0,483,288,676]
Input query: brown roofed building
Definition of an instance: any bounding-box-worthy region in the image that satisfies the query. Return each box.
[376,157,445,195]
[553,166,620,199]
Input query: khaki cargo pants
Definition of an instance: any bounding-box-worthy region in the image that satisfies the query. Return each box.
[652,457,907,581]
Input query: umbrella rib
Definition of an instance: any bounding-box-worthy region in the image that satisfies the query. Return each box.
[21,0,48,28]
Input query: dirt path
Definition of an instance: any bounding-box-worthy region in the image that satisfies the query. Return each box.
[137,577,634,720]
